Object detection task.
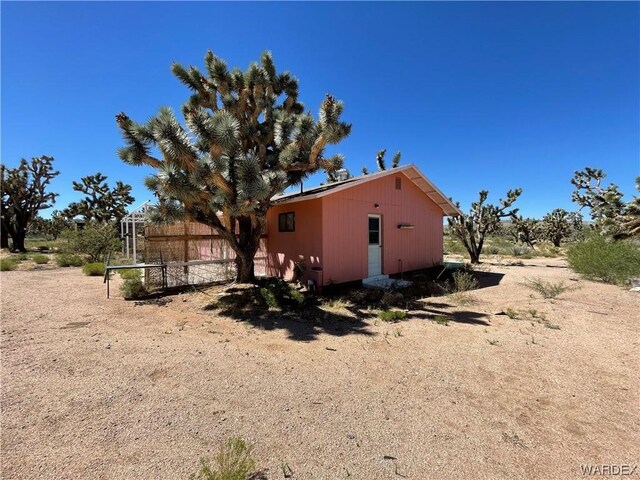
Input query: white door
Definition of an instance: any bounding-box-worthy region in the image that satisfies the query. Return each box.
[368,214,382,277]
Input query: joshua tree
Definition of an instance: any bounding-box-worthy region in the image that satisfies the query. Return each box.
[0,156,59,252]
[29,210,72,240]
[448,188,522,263]
[66,173,134,223]
[1,195,10,249]
[376,149,387,171]
[375,149,401,171]
[116,50,350,282]
[618,177,640,238]
[510,215,541,248]
[391,151,401,168]
[571,167,624,236]
[540,209,582,247]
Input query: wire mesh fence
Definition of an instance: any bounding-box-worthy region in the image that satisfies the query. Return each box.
[143,221,268,288]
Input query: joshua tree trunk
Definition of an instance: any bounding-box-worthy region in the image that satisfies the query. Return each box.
[1,226,9,249]
[233,217,263,283]
[235,253,256,283]
[11,226,27,252]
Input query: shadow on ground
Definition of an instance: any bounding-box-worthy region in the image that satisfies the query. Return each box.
[210,287,375,342]
[472,271,505,289]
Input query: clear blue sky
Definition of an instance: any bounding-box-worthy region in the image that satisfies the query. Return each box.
[2,2,638,218]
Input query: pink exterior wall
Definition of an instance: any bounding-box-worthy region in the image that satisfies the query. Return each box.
[265,198,323,281]
[266,172,445,285]
[320,172,444,284]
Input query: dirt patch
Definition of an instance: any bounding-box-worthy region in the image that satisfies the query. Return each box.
[1,259,639,479]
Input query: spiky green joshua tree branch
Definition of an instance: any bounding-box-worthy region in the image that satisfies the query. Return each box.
[448,188,522,263]
[116,50,351,282]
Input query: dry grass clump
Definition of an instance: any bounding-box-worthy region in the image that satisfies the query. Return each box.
[0,258,18,271]
[190,437,256,480]
[524,277,573,299]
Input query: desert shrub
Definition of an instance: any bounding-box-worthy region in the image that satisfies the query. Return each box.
[120,278,148,299]
[379,309,407,322]
[0,258,18,271]
[524,278,571,299]
[510,244,533,258]
[432,314,450,325]
[67,221,121,262]
[381,290,405,307]
[448,292,476,306]
[12,253,29,262]
[190,437,256,480]
[31,254,50,264]
[537,243,561,258]
[119,268,141,280]
[321,298,350,311]
[485,246,500,255]
[258,278,306,310]
[567,236,640,285]
[56,253,85,267]
[505,308,519,319]
[83,262,105,276]
[349,288,384,305]
[443,270,479,294]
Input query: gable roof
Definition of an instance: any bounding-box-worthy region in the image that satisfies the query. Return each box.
[272,164,462,216]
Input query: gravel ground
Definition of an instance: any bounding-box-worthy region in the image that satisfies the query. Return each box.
[1,258,638,479]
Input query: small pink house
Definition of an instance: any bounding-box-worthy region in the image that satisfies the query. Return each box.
[265,164,461,287]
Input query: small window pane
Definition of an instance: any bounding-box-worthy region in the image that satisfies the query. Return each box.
[369,231,379,244]
[395,177,402,190]
[279,212,295,232]
[369,217,379,231]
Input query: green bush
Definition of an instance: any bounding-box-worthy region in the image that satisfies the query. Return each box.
[119,268,141,280]
[83,262,105,276]
[31,254,50,264]
[258,278,306,310]
[190,437,256,480]
[67,221,121,263]
[12,253,29,262]
[378,309,407,322]
[0,258,18,271]
[56,253,85,267]
[567,236,640,285]
[433,314,450,326]
[120,278,148,299]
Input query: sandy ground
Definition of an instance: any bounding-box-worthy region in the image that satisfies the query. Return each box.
[1,258,638,479]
